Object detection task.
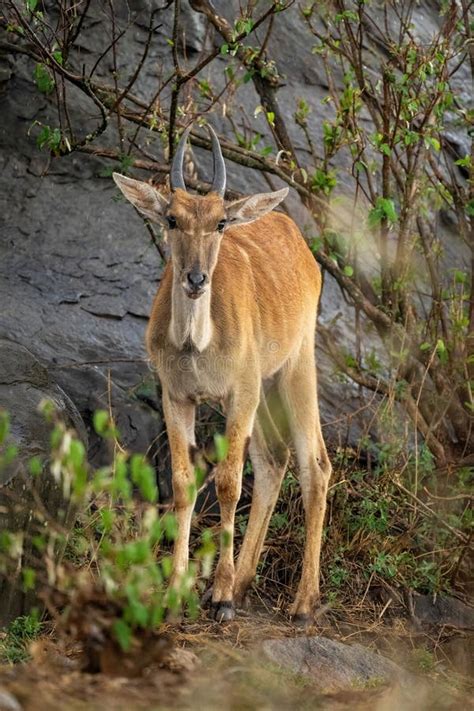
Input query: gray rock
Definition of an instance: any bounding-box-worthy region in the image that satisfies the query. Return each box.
[261,636,408,691]
[261,635,467,709]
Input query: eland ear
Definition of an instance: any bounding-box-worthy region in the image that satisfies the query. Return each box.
[225,187,289,227]
[113,173,168,224]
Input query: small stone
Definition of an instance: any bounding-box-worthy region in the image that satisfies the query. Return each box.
[162,647,199,673]
[0,689,22,711]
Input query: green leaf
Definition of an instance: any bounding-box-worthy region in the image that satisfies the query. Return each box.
[149,603,165,626]
[424,136,440,152]
[213,433,229,462]
[113,619,132,652]
[52,50,63,66]
[161,555,173,578]
[162,513,178,541]
[311,168,337,195]
[266,111,275,127]
[28,456,43,476]
[26,0,39,11]
[117,540,149,567]
[22,568,36,591]
[93,410,109,435]
[125,599,149,627]
[36,126,61,153]
[69,439,85,470]
[111,455,132,500]
[343,265,354,277]
[130,454,157,503]
[368,197,397,228]
[32,535,46,551]
[380,197,397,222]
[453,270,468,285]
[34,63,55,94]
[3,444,18,465]
[149,519,162,545]
[310,236,323,254]
[0,410,10,445]
[436,338,448,365]
[454,155,471,168]
[100,508,114,533]
[220,43,229,55]
[404,130,419,146]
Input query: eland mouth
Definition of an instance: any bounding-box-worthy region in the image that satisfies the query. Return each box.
[186,288,206,300]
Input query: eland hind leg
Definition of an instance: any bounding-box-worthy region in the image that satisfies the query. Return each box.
[233,387,290,606]
[279,337,332,622]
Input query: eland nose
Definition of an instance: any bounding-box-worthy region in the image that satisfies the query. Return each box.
[187,270,206,289]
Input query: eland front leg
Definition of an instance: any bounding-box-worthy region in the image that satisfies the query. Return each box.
[211,384,259,622]
[162,390,197,600]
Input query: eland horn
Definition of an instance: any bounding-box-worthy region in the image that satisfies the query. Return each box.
[170,124,226,197]
[170,125,192,192]
[207,125,226,197]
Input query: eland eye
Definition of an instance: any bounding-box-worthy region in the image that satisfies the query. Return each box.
[217,219,226,232]
[166,215,177,229]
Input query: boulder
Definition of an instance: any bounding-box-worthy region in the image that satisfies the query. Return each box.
[261,636,407,691]
[261,635,465,709]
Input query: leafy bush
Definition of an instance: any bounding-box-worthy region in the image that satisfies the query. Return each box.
[0,404,216,655]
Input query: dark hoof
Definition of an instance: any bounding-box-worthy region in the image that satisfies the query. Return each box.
[291,612,312,628]
[211,600,235,622]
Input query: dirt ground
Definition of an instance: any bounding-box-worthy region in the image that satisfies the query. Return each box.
[0,605,472,711]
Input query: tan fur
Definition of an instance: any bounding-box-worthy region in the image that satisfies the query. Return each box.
[113,172,332,621]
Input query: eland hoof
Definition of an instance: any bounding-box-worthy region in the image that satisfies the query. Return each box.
[211,601,235,623]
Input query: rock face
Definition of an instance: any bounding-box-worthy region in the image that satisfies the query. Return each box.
[261,636,407,692]
[0,89,164,464]
[0,2,388,478]
[1,0,467,457]
[0,340,86,626]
